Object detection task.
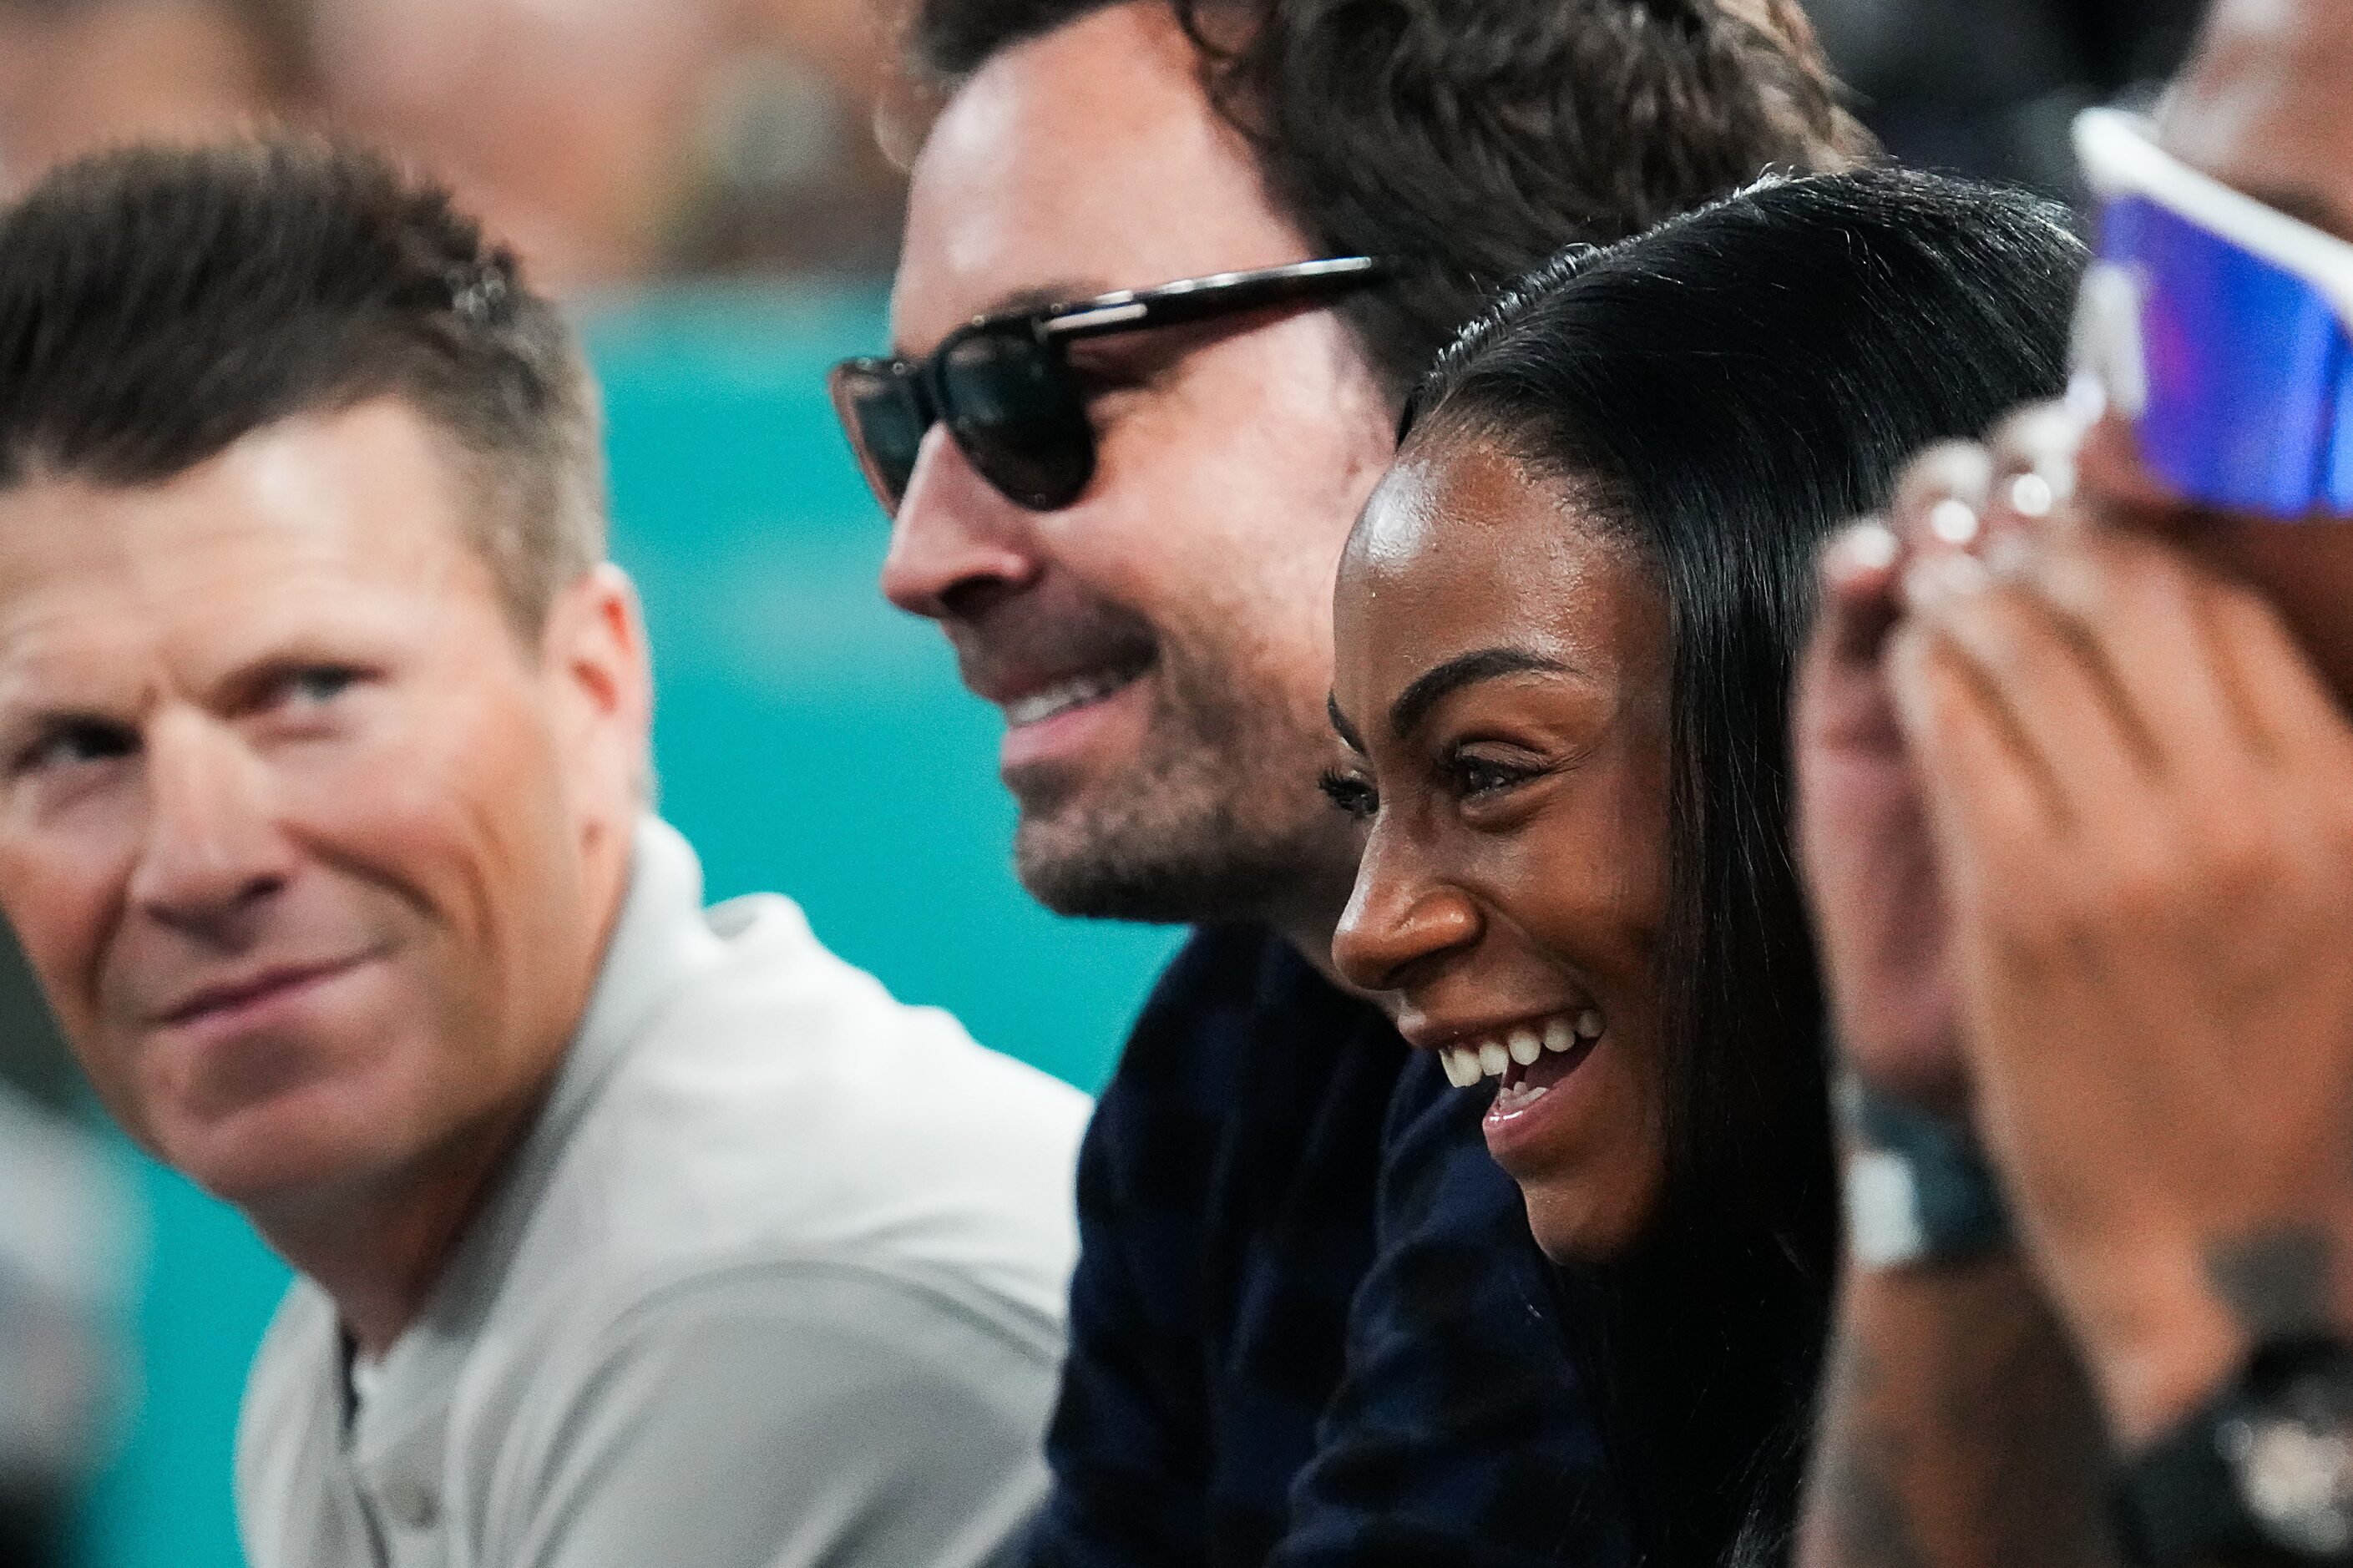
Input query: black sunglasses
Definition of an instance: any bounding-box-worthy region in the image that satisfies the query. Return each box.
[828,255,1389,514]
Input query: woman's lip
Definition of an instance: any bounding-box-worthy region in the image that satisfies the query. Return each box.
[1399,1005,1588,1054]
[1481,1034,1604,1163]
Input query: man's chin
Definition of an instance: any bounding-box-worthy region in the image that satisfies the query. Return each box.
[1014,845,1206,924]
[152,1088,412,1213]
[1000,673,1356,926]
[1012,802,1321,927]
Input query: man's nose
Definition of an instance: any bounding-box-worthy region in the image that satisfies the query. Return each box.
[1332,824,1481,994]
[127,713,295,941]
[878,425,1046,622]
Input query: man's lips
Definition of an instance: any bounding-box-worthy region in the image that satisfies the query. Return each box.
[946,605,1159,719]
[997,656,1155,728]
[155,952,380,1032]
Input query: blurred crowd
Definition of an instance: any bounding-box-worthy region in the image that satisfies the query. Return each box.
[0,0,918,288]
[1812,0,2203,190]
[0,0,2204,296]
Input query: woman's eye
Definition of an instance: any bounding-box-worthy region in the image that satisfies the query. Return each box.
[1444,750,1541,802]
[1318,767,1379,822]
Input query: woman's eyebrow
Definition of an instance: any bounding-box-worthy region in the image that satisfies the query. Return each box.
[1326,693,1367,754]
[1389,648,1571,741]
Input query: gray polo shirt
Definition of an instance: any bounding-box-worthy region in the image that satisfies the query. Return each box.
[234,817,1090,1568]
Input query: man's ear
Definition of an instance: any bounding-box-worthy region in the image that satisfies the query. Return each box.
[539,563,653,825]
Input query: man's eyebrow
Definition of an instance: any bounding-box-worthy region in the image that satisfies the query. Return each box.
[889,280,1108,357]
[1389,648,1571,741]
[1327,693,1366,754]
[0,698,129,747]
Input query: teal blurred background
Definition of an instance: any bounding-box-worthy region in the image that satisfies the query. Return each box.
[70,285,1183,1568]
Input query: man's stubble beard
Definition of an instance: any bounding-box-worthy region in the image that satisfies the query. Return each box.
[1010,640,1359,928]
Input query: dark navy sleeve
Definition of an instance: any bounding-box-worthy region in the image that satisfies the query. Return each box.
[1023,927,1624,1568]
[1020,953,1220,1568]
[1273,1050,1637,1568]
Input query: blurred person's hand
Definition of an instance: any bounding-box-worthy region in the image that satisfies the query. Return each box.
[0,1082,134,1495]
[1885,412,2353,1448]
[1795,451,1986,1112]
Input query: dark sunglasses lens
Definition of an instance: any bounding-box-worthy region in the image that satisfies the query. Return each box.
[830,363,928,510]
[939,329,1096,510]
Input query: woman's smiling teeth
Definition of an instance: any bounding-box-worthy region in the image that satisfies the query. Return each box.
[1439,1009,1603,1090]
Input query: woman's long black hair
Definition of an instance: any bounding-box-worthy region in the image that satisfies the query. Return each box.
[1405,168,2086,1568]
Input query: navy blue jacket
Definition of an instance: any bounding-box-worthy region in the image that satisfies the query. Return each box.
[1020,925,1634,1568]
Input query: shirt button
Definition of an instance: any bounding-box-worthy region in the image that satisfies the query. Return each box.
[378,1477,439,1531]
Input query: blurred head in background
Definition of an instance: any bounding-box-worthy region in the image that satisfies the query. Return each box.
[308,0,918,286]
[2063,0,2353,695]
[303,0,713,291]
[0,0,911,290]
[869,0,1871,959]
[0,0,306,190]
[0,140,650,1252]
[1803,0,2202,194]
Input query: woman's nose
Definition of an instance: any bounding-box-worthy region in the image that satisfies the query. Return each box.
[1332,825,1480,993]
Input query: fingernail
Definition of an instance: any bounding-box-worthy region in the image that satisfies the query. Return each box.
[1983,529,2032,578]
[1837,519,1899,574]
[1903,549,1987,609]
[1926,497,1981,547]
[2064,370,2109,427]
[2006,470,2057,519]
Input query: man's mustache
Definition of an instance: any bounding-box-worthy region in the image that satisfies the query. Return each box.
[946,591,1161,704]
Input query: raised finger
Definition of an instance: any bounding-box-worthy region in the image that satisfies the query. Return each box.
[1899,561,2156,823]
[1979,401,2092,563]
[1889,441,1995,559]
[2006,529,2258,779]
[1885,620,2068,904]
[2196,569,2353,769]
[1811,518,1904,667]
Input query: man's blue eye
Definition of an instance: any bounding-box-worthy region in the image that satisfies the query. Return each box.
[282,668,359,707]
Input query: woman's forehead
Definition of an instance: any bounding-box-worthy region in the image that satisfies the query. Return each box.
[1337,437,1662,714]
[1348,439,1628,600]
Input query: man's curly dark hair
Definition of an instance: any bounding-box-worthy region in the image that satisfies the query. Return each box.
[906,0,1874,403]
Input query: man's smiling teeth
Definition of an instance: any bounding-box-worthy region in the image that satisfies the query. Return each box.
[1003,666,1145,727]
[1439,1009,1604,1090]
